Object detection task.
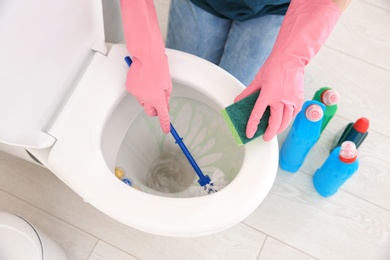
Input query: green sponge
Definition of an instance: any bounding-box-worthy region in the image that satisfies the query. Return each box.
[221,91,270,145]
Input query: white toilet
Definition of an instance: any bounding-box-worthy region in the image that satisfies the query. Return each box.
[0,212,67,260]
[0,0,279,236]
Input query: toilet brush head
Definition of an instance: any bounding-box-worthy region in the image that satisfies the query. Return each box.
[221,91,270,145]
[189,168,228,197]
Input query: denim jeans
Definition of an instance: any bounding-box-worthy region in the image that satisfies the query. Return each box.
[166,0,284,86]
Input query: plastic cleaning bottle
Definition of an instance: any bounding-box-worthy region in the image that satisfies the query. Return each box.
[279,100,325,173]
[331,117,369,151]
[313,141,359,197]
[312,87,340,133]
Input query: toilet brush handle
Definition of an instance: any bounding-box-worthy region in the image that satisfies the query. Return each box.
[169,123,211,186]
[124,56,132,67]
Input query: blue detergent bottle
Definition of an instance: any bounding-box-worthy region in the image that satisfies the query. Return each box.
[313,141,359,197]
[279,100,325,173]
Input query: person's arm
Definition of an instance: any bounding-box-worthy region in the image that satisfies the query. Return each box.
[120,0,171,133]
[235,0,351,141]
[333,0,352,12]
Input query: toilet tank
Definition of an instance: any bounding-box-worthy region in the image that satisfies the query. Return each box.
[0,0,107,149]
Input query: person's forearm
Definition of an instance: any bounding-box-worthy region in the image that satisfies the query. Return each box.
[332,0,352,12]
[120,0,165,62]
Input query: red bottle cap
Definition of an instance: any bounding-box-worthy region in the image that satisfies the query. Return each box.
[353,117,369,133]
[305,104,323,122]
[321,90,340,106]
[339,141,357,163]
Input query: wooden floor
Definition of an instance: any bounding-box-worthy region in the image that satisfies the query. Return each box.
[1,0,389,259]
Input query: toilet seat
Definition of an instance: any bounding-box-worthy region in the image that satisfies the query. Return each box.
[0,0,106,149]
[45,45,278,236]
[0,0,279,236]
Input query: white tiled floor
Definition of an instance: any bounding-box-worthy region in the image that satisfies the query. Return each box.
[1,0,389,259]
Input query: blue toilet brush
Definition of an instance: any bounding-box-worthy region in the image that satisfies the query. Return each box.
[124,56,220,194]
[169,123,218,194]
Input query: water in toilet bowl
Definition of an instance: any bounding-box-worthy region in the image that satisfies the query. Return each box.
[146,151,229,196]
[146,151,195,193]
[115,97,244,198]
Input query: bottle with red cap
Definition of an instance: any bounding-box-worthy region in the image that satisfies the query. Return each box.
[312,87,340,133]
[280,100,325,173]
[331,117,369,151]
[313,141,359,197]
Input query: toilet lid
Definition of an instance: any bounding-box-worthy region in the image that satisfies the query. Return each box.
[0,212,42,260]
[0,0,106,149]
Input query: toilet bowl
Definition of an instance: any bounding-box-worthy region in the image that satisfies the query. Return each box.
[0,212,67,260]
[0,0,279,236]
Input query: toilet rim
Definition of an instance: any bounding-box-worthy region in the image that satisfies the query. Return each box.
[47,46,279,236]
[50,141,278,236]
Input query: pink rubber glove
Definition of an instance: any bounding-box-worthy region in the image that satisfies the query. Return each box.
[235,0,340,141]
[120,0,171,133]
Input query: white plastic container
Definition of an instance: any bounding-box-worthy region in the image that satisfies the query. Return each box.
[0,212,67,260]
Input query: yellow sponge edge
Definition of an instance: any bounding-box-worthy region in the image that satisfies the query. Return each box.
[221,108,243,146]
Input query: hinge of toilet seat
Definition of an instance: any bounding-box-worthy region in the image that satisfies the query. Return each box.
[91,40,108,56]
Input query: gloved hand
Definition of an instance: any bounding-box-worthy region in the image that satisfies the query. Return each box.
[120,0,171,133]
[235,0,341,141]
[125,55,171,133]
